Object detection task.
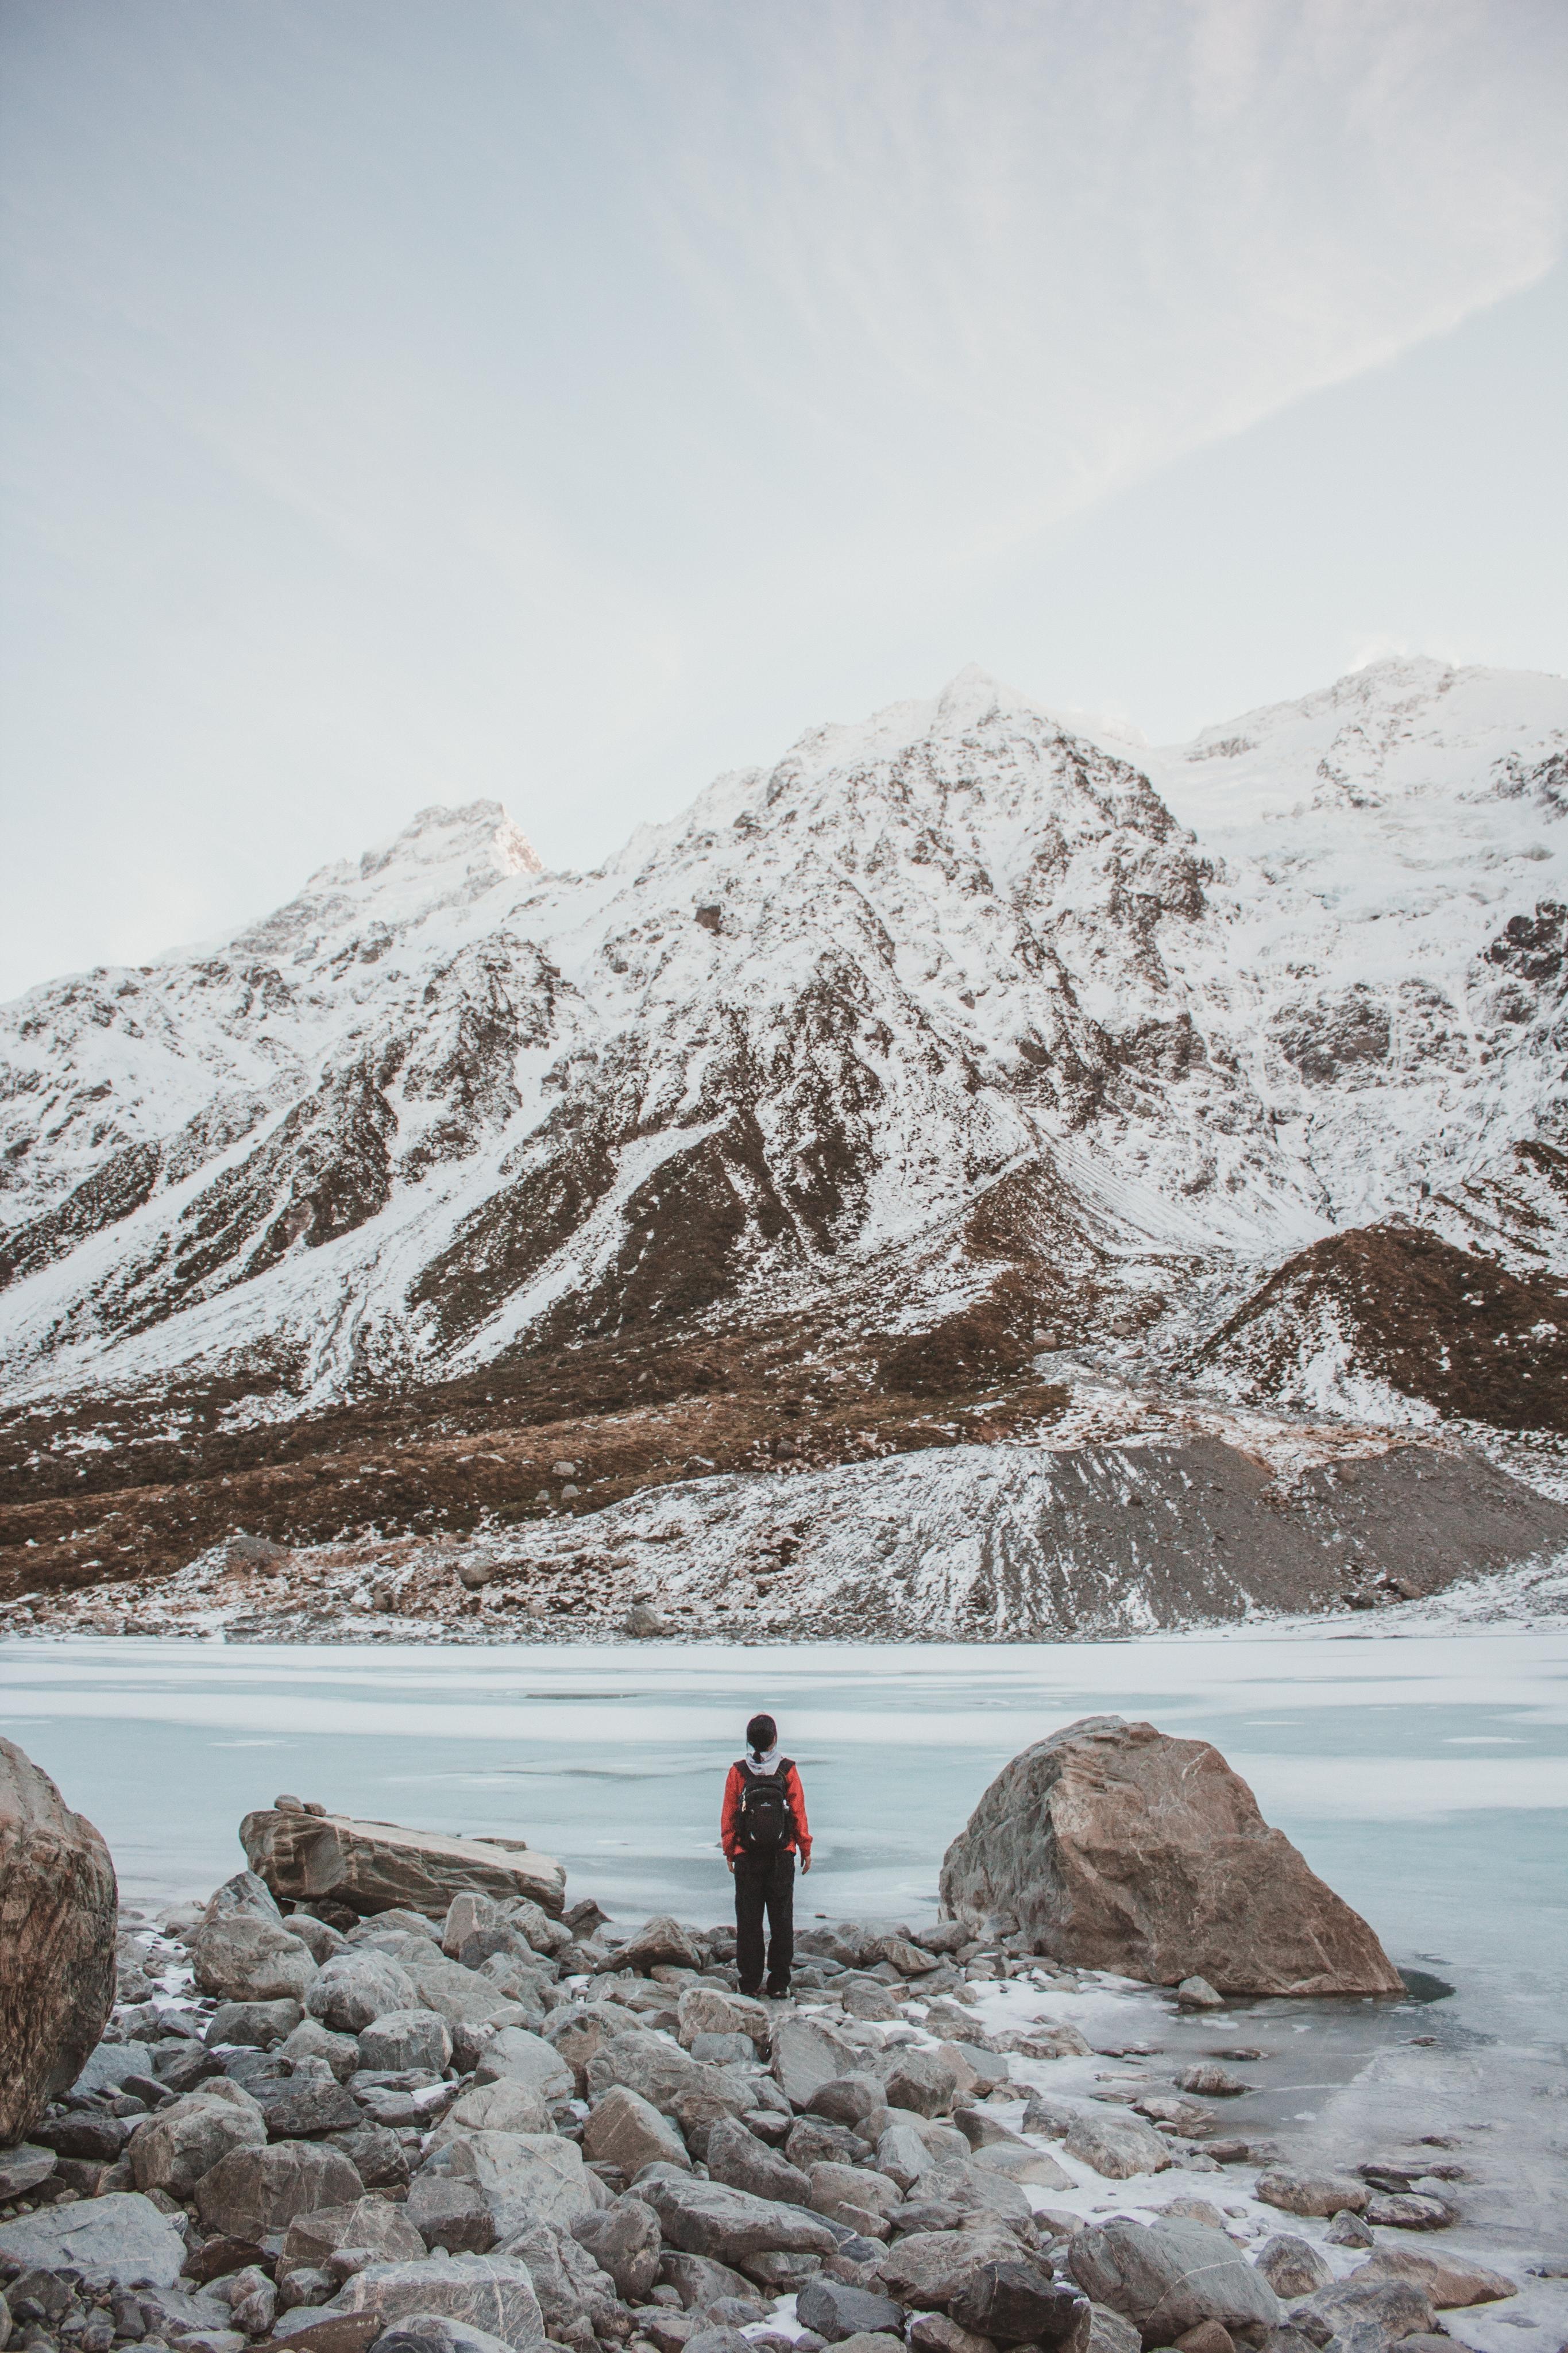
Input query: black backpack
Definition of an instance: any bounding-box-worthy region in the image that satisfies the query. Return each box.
[735,1759,794,1855]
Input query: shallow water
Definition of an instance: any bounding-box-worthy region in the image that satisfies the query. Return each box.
[3,1623,1563,2059]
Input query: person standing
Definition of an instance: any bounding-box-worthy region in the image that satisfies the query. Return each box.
[721,1712,811,1999]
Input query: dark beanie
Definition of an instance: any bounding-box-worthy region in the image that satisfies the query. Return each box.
[746,1713,777,1756]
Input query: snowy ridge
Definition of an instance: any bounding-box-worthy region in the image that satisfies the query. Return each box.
[0,657,1563,1432]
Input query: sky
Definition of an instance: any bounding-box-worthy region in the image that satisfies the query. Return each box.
[2,0,1567,1001]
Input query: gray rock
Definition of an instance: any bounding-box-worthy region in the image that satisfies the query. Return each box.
[1357,2250,1516,2309]
[401,1953,526,2034]
[601,1916,704,1972]
[971,2140,1075,2190]
[584,2028,712,2116]
[1176,2064,1251,2097]
[194,1917,320,2006]
[657,2252,760,2309]
[287,1915,351,1964]
[772,2019,865,2108]
[207,1999,304,2050]
[358,2009,454,2074]
[938,2040,1010,2094]
[0,2191,187,2287]
[879,2223,1025,2309]
[787,2117,872,2170]
[1176,1978,1224,2010]
[307,1954,419,2035]
[1064,2107,1175,2180]
[130,2085,266,2196]
[500,2219,619,2342]
[326,2119,411,2189]
[807,2159,900,2226]
[1256,2172,1369,2219]
[1256,2238,1334,2300]
[0,2144,57,2200]
[1293,2271,1435,2348]
[705,2117,811,2207]
[358,2319,519,2353]
[227,2266,277,2337]
[907,2319,997,2353]
[796,2279,906,2343]
[71,2040,154,2097]
[569,2195,663,2302]
[442,2129,596,2235]
[682,2329,755,2353]
[406,2175,499,2255]
[883,2048,959,2117]
[277,2194,427,2284]
[1327,2212,1376,2249]
[1087,2305,1141,2353]
[583,2085,690,2175]
[474,2027,574,2104]
[204,1869,285,1927]
[1067,2218,1284,2342]
[689,2032,757,2066]
[426,2081,554,2148]
[677,1989,770,2050]
[281,2020,362,2081]
[638,2171,839,2263]
[196,2139,366,2239]
[1362,2194,1453,2231]
[328,2255,547,2352]
[806,2074,893,2132]
[951,2260,1090,2347]
[257,2077,367,2140]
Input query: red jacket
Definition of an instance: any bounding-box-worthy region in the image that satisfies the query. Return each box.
[722,1759,811,1862]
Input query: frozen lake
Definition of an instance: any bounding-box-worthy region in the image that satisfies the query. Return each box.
[3,1623,1564,2053]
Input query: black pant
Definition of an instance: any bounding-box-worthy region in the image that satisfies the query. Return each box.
[734,1849,795,1994]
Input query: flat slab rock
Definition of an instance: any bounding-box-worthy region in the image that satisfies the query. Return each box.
[0,2190,188,2286]
[241,1807,566,1920]
[939,1715,1403,1997]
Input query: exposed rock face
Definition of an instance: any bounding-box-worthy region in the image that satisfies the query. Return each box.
[939,1716,1403,1996]
[241,1807,566,1919]
[0,1736,118,2142]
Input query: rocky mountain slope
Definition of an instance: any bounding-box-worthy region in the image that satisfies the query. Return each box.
[2,657,1565,1635]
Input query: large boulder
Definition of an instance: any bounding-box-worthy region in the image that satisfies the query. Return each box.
[242,1807,566,1920]
[1067,2218,1284,2346]
[0,2192,186,2287]
[0,1736,118,2142]
[939,1716,1403,1996]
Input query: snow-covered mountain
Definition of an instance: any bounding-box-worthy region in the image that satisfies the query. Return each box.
[1,656,1565,1432]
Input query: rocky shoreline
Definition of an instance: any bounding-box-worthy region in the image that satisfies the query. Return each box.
[3,1740,1565,2353]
